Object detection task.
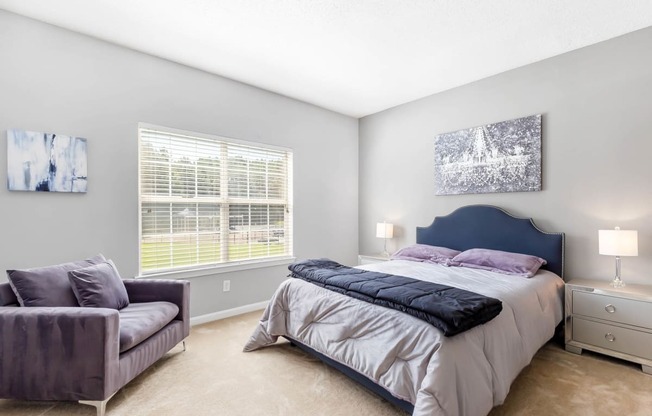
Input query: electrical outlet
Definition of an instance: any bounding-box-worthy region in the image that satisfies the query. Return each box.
[223,280,231,292]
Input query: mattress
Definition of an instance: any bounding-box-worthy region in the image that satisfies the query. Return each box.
[244,259,564,416]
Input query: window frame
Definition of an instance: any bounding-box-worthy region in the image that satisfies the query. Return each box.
[137,123,294,278]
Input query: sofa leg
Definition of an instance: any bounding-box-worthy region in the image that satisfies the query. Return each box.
[182,340,186,351]
[79,393,114,416]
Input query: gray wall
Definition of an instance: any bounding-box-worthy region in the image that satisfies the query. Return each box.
[0,10,359,317]
[359,27,652,284]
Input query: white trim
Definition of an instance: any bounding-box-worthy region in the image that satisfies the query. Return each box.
[136,256,295,280]
[190,300,268,326]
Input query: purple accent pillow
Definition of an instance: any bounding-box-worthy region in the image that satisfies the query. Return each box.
[391,244,461,265]
[6,254,106,307]
[68,260,130,310]
[450,248,547,278]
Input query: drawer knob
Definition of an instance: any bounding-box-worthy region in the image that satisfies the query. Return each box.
[605,333,616,342]
[605,304,616,313]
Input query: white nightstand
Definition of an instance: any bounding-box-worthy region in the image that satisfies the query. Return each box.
[565,279,652,374]
[358,254,390,265]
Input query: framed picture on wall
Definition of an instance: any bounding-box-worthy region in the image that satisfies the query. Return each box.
[6,129,88,193]
[434,114,541,195]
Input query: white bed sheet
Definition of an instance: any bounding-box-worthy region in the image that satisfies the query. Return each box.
[244,260,564,416]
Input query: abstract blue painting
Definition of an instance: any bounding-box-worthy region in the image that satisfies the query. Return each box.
[7,129,88,192]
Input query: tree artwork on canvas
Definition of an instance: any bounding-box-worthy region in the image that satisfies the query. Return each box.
[434,114,541,195]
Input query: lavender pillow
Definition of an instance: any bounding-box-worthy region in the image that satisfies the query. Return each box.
[6,254,106,307]
[68,260,129,310]
[391,244,461,265]
[450,248,547,278]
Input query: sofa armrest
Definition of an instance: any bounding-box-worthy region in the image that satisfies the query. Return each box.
[123,279,190,336]
[0,306,120,401]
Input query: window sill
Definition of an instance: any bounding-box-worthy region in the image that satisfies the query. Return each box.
[136,256,296,280]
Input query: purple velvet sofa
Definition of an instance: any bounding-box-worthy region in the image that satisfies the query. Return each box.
[0,278,190,415]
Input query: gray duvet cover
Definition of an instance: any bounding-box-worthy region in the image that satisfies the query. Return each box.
[244,260,564,416]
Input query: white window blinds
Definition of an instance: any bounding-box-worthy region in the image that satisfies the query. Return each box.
[139,125,293,274]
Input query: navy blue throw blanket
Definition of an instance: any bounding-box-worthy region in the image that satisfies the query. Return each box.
[289,258,503,336]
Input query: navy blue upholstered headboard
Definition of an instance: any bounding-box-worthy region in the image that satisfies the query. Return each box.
[416,205,565,278]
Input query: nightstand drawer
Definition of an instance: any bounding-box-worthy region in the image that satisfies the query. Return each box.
[573,291,652,329]
[573,318,652,361]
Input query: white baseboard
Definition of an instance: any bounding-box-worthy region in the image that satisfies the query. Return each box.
[190,300,268,326]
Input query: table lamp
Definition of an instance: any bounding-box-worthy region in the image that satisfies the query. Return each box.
[599,227,638,287]
[376,222,394,257]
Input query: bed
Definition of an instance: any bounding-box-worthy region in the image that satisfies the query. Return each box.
[244,205,565,416]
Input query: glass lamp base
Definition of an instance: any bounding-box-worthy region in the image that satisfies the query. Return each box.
[611,277,625,288]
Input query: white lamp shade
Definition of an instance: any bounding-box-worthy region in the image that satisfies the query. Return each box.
[376,222,394,239]
[599,229,638,256]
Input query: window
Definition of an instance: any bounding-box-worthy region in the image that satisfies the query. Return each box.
[138,124,293,274]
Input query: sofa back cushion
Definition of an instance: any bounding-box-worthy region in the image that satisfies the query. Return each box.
[6,254,106,307]
[68,260,130,310]
[0,283,18,306]
[118,301,180,352]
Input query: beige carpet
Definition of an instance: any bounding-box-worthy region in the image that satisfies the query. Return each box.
[2,310,652,415]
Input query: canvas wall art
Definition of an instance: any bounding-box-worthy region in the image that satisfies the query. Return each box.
[7,129,88,192]
[434,114,541,195]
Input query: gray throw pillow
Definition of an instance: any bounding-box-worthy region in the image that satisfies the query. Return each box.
[7,254,106,307]
[68,260,130,310]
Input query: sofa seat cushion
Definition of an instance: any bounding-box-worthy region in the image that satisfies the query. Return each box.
[119,301,179,353]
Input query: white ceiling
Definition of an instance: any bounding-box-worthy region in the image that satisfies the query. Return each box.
[1,1,651,117]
